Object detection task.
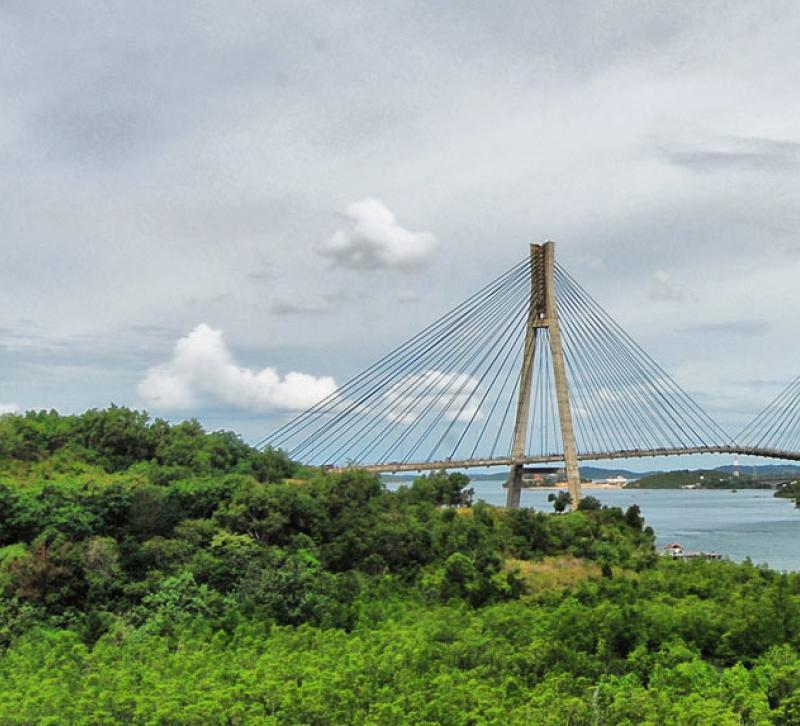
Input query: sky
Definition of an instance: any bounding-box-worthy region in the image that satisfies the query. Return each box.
[2,1,800,470]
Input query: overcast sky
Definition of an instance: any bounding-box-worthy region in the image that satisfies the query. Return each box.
[2,1,800,469]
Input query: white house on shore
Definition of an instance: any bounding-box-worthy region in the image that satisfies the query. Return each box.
[663,543,722,561]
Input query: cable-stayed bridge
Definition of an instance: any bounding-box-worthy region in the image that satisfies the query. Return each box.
[261,242,800,507]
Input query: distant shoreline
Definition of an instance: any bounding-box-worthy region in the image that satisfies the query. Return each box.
[522,482,626,491]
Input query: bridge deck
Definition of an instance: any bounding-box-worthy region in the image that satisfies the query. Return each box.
[330,446,800,475]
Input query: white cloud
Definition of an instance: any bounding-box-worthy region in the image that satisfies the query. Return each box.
[649,271,693,303]
[397,291,422,304]
[573,254,607,272]
[317,198,439,272]
[384,370,482,424]
[270,299,330,316]
[137,323,337,412]
[0,403,19,416]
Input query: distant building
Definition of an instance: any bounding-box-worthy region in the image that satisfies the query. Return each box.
[590,475,629,486]
[522,472,546,485]
[662,542,722,561]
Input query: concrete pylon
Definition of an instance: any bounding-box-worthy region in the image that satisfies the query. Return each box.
[506,241,582,508]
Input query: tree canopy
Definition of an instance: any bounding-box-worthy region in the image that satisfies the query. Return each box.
[0,407,798,724]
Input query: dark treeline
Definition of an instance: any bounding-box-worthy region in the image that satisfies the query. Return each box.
[775,481,800,505]
[1,407,800,724]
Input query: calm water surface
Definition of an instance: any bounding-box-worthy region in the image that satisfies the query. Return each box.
[464,482,800,571]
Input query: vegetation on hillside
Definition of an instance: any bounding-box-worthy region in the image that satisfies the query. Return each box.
[775,481,800,504]
[1,408,800,723]
[629,469,767,489]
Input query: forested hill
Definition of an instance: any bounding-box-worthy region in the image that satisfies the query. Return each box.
[1,407,800,723]
[0,405,296,483]
[630,469,769,489]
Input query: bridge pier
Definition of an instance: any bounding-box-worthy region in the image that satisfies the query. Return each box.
[506,241,581,508]
[506,464,523,508]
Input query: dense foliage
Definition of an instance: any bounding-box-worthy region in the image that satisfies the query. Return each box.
[775,481,800,504]
[1,408,799,724]
[631,469,769,489]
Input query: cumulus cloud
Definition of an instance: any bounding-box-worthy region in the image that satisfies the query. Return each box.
[0,403,19,415]
[384,371,482,424]
[317,198,439,272]
[138,323,337,412]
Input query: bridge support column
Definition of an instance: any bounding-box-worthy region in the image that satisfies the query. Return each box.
[506,244,542,508]
[543,242,582,506]
[506,241,582,508]
[506,464,523,508]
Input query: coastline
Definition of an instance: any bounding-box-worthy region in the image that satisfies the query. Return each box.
[522,482,626,491]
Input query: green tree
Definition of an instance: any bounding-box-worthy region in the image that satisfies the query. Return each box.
[577,496,602,512]
[548,491,572,513]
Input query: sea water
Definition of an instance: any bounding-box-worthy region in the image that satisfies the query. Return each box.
[463,483,800,571]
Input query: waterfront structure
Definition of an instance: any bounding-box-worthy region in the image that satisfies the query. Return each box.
[596,475,630,486]
[663,543,722,561]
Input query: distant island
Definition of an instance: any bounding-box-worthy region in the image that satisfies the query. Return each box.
[629,469,766,489]
[384,464,800,491]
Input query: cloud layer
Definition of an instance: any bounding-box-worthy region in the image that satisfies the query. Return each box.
[0,403,19,416]
[649,271,692,303]
[138,324,336,412]
[4,2,800,453]
[384,371,481,424]
[317,198,438,272]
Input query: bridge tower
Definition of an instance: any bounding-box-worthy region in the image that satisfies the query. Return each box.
[261,239,731,495]
[506,242,581,509]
